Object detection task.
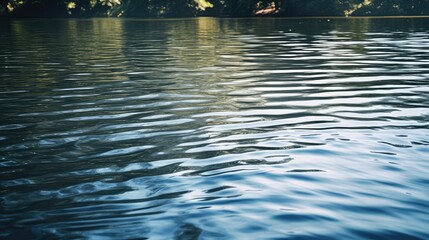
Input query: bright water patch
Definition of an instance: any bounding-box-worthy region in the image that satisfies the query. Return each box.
[1,18,429,239]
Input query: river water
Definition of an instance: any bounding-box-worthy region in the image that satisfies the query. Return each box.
[1,17,429,239]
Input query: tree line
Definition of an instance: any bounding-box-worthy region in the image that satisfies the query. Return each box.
[1,0,429,18]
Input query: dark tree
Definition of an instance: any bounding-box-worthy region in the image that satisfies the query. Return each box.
[1,0,428,18]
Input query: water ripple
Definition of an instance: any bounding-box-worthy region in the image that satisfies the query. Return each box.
[1,17,429,239]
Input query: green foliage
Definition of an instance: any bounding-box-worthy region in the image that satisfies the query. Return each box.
[282,0,357,16]
[2,0,121,17]
[353,0,429,15]
[214,0,260,17]
[5,0,68,17]
[1,0,428,17]
[115,0,212,17]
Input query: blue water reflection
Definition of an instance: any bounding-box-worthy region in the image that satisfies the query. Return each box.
[1,17,429,239]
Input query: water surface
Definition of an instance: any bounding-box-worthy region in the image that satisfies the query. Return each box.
[1,17,429,239]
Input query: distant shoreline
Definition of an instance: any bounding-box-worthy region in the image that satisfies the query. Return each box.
[2,15,429,20]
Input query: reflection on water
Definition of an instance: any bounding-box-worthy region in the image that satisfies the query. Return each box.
[1,17,429,239]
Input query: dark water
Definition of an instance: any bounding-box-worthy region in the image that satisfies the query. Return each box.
[1,17,429,239]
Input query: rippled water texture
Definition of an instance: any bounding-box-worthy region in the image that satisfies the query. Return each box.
[1,18,429,239]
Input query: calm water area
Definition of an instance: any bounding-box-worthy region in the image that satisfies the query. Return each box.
[1,17,429,239]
